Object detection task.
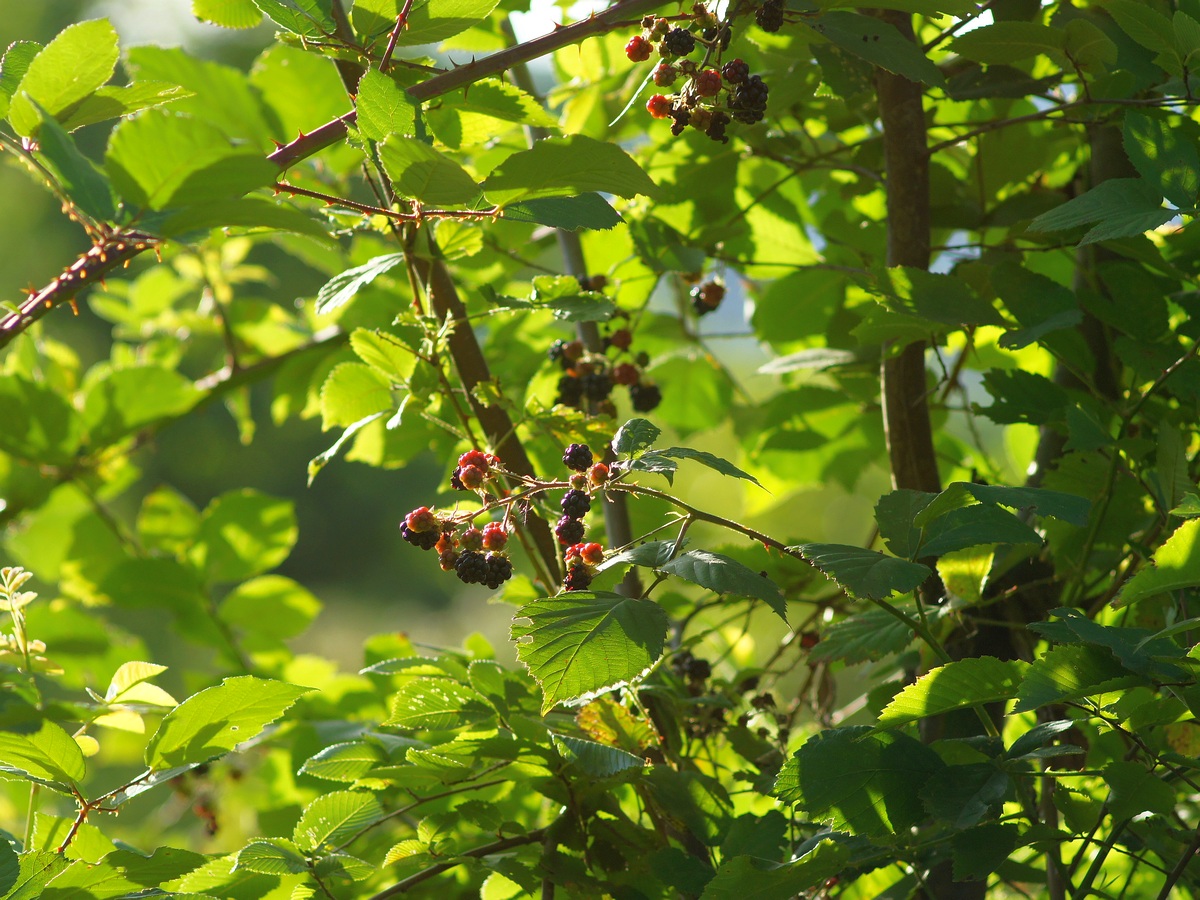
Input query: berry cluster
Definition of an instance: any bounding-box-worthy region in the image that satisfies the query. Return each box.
[549,291,662,414]
[399,452,517,590]
[626,1,778,142]
[551,444,612,592]
[690,279,726,316]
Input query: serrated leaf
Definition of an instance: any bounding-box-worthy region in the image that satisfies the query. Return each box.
[105,661,169,703]
[252,0,337,37]
[58,81,191,132]
[194,0,263,28]
[921,764,1012,829]
[300,740,386,782]
[144,675,312,770]
[356,69,415,140]
[878,657,1027,728]
[808,12,945,87]
[192,489,297,583]
[293,791,382,853]
[1117,518,1200,607]
[699,840,849,899]
[314,253,405,316]
[809,605,917,664]
[33,107,117,222]
[159,197,331,241]
[1103,760,1177,821]
[660,550,787,622]
[950,21,1065,64]
[551,734,645,777]
[916,482,1091,527]
[656,447,763,488]
[2,849,69,900]
[774,726,943,837]
[8,19,119,136]
[952,824,1018,882]
[235,840,307,875]
[0,42,42,118]
[512,592,669,714]
[1124,111,1200,209]
[612,418,660,456]
[500,193,622,231]
[1012,645,1141,713]
[320,362,393,430]
[1028,178,1174,245]
[0,719,86,786]
[483,134,658,206]
[442,79,556,129]
[353,0,501,47]
[875,489,936,560]
[594,540,681,574]
[796,543,931,601]
[384,680,495,730]
[625,452,678,483]
[0,840,16,896]
[379,136,482,206]
[918,504,1042,558]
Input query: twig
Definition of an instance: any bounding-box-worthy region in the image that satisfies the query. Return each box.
[367,827,548,898]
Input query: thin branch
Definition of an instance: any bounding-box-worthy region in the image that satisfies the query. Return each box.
[367,827,548,898]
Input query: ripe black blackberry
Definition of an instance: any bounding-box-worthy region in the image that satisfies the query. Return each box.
[555,515,586,545]
[582,371,613,401]
[629,382,662,412]
[721,58,749,84]
[706,111,731,144]
[563,564,593,592]
[669,102,690,137]
[561,489,591,519]
[401,522,440,550]
[483,553,513,589]
[450,467,465,490]
[562,443,594,472]
[454,550,488,584]
[556,374,584,407]
[731,75,768,124]
[755,0,784,32]
[662,27,696,57]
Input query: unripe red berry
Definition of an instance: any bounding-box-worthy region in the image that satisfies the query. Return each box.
[438,549,458,571]
[610,328,633,351]
[647,94,672,119]
[625,34,652,62]
[405,507,438,532]
[459,465,487,490]
[653,62,678,87]
[612,362,640,386]
[481,522,508,551]
[563,340,585,362]
[587,463,609,486]
[461,527,484,551]
[695,68,722,97]
[458,449,490,471]
[721,58,749,84]
[580,542,604,566]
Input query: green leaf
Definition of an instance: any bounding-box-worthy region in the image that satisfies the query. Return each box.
[0,41,42,119]
[796,543,931,601]
[1012,645,1141,713]
[626,452,678,483]
[809,604,917,664]
[1103,761,1177,821]
[0,719,86,786]
[252,0,337,37]
[32,107,117,222]
[594,540,681,574]
[355,69,416,141]
[807,12,946,87]
[59,81,191,131]
[656,447,763,488]
[82,365,199,445]
[500,193,622,231]
[293,791,382,853]
[1106,0,1178,59]
[1118,517,1200,607]
[875,489,936,560]
[918,482,1091,527]
[774,726,943,837]
[1028,178,1174,245]
[0,374,84,466]
[512,591,669,715]
[1029,607,1188,679]
[105,110,277,210]
[952,824,1018,883]
[950,21,1066,64]
[144,675,312,770]
[1124,111,1200,208]
[551,734,645,777]
[482,134,659,206]
[976,369,1069,425]
[300,741,386,782]
[159,197,331,240]
[105,661,170,703]
[660,550,787,622]
[194,0,264,28]
[8,19,119,136]
[219,575,321,640]
[2,850,69,900]
[440,79,557,129]
[884,267,1004,327]
[878,657,1028,728]
[379,136,483,206]
[353,0,501,47]
[234,840,307,875]
[758,348,859,374]
[921,764,1012,829]
[191,489,298,583]
[321,362,394,430]
[315,253,405,316]
[699,840,850,899]
[382,680,495,729]
[918,504,1043,558]
[0,840,16,896]
[612,418,660,456]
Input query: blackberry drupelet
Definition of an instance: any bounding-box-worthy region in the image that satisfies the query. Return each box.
[662,27,696,57]
[563,564,593,592]
[484,553,513,588]
[755,0,784,32]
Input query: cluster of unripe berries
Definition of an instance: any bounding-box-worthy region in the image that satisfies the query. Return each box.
[400,451,515,589]
[550,284,661,414]
[625,2,776,141]
[557,443,610,592]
